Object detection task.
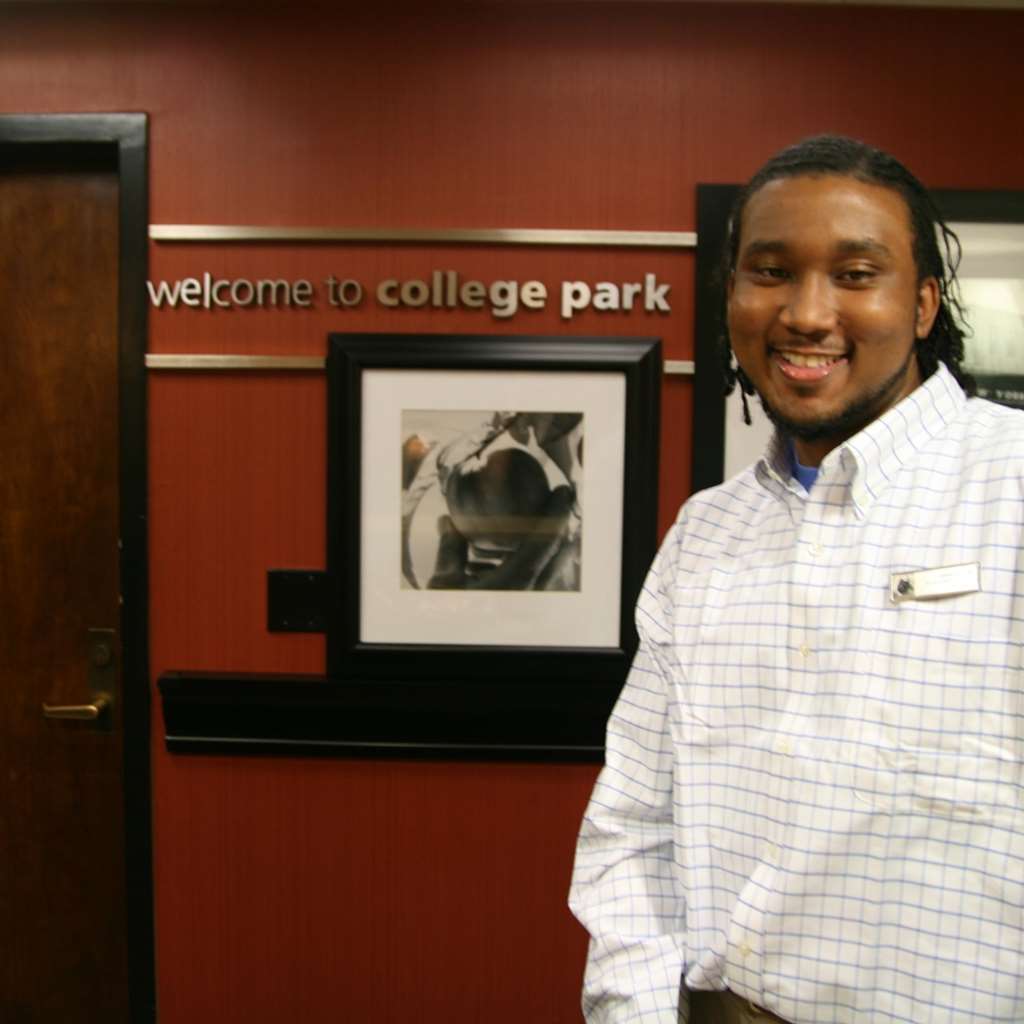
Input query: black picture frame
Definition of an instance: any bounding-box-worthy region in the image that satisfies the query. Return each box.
[327,333,661,689]
[693,185,1024,493]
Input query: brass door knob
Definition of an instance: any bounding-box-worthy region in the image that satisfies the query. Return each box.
[42,693,111,721]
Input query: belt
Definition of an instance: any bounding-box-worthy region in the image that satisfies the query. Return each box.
[689,988,791,1024]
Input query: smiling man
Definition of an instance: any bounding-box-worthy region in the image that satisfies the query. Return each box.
[728,174,938,468]
[570,136,1024,1023]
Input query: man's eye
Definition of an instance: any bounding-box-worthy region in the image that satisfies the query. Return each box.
[837,268,876,284]
[753,265,788,280]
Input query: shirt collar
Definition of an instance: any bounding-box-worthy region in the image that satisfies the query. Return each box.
[754,364,966,515]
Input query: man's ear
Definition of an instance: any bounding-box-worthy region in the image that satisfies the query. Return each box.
[915,276,940,339]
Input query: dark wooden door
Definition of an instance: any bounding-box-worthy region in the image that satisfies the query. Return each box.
[0,147,131,1021]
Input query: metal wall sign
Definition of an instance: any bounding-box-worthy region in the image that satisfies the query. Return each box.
[146,270,675,320]
[148,225,694,318]
[147,223,697,370]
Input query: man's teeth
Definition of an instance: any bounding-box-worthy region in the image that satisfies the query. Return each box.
[781,352,841,368]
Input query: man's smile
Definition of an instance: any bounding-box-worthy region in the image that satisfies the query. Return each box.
[772,349,849,383]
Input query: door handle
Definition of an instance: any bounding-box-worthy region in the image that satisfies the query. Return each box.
[41,628,117,729]
[42,693,111,720]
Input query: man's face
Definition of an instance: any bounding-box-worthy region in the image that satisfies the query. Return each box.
[727,174,939,465]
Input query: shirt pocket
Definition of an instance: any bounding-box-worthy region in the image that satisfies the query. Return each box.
[886,587,986,645]
[871,588,1010,735]
[908,747,1021,825]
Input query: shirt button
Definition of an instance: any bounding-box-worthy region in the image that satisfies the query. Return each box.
[798,644,811,659]
[811,542,823,557]
[776,739,791,756]
[738,942,752,958]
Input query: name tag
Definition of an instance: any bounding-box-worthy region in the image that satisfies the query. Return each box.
[890,562,980,603]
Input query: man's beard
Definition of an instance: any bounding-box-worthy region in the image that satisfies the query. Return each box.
[756,347,918,446]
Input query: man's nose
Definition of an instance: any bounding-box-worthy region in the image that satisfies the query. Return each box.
[779,275,837,335]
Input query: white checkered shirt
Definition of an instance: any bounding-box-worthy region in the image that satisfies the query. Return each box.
[570,365,1024,1023]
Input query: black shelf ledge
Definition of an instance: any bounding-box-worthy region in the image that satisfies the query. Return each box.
[159,672,617,762]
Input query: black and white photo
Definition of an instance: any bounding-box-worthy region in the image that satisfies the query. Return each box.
[401,410,583,592]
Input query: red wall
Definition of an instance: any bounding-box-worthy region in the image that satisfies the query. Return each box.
[4,4,1024,1021]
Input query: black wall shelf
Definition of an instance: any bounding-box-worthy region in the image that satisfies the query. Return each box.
[159,672,614,762]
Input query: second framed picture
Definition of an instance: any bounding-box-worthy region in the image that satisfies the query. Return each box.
[327,333,661,685]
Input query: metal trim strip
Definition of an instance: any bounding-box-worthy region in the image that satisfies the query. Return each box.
[145,354,324,370]
[145,354,695,374]
[149,224,697,248]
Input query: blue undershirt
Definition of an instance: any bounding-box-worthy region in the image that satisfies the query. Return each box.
[788,439,819,491]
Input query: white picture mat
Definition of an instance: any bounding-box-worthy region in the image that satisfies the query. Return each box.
[951,221,1024,375]
[361,368,626,647]
[724,386,773,483]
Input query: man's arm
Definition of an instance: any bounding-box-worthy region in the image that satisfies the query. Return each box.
[569,536,688,1023]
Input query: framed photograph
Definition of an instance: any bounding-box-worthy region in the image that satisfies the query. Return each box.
[693,185,1024,493]
[327,333,661,687]
[940,190,1024,411]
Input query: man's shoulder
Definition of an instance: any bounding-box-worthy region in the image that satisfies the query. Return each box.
[953,395,1024,466]
[682,459,769,513]
[642,468,771,606]
[962,393,1024,430]
[663,463,774,556]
